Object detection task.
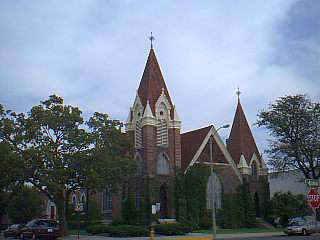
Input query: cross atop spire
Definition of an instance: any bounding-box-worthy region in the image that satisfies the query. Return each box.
[236,87,241,102]
[149,32,155,49]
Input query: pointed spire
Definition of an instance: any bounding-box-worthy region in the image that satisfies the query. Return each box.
[238,154,250,175]
[239,154,249,167]
[236,87,241,103]
[126,107,133,123]
[173,106,180,121]
[227,94,261,165]
[143,100,154,118]
[137,48,173,115]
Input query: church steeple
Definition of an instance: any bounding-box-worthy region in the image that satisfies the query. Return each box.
[137,48,173,115]
[227,91,261,165]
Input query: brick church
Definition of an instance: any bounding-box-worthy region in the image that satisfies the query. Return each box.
[79,44,269,222]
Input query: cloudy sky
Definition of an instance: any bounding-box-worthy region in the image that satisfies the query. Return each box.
[0,0,319,159]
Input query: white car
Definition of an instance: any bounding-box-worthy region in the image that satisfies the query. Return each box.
[284,217,320,236]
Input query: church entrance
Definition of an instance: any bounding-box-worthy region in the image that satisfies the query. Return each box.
[254,192,260,217]
[159,185,168,218]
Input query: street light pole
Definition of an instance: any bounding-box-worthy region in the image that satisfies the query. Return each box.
[210,124,229,240]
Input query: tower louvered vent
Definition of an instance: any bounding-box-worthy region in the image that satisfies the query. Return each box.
[157,119,168,146]
[135,120,142,148]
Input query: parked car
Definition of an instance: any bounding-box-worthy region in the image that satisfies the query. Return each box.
[284,217,320,236]
[19,219,60,240]
[4,224,25,238]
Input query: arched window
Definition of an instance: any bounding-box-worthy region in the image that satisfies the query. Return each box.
[72,195,77,206]
[157,153,170,175]
[251,161,258,179]
[81,193,86,203]
[207,172,222,209]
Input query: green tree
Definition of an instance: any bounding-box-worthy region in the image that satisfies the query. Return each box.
[271,191,312,226]
[86,112,136,193]
[0,95,136,235]
[257,95,320,179]
[0,142,23,223]
[237,183,256,227]
[7,186,44,223]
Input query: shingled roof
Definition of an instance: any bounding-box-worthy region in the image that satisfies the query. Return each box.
[137,48,173,115]
[227,100,261,165]
[181,126,212,171]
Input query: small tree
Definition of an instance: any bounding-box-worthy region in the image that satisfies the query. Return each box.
[7,186,44,223]
[0,142,23,223]
[257,94,320,179]
[271,191,312,226]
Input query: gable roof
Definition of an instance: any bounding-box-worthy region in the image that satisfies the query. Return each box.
[181,126,212,171]
[227,100,261,165]
[181,125,242,181]
[137,48,173,115]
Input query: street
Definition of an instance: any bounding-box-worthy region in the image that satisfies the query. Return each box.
[1,233,320,240]
[220,235,320,240]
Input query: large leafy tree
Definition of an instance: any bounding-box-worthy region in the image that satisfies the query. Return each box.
[257,95,320,179]
[0,95,135,235]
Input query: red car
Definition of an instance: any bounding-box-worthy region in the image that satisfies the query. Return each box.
[3,224,25,238]
[19,219,60,240]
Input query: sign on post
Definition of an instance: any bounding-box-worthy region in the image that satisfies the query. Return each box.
[152,205,156,214]
[305,179,320,188]
[307,188,320,209]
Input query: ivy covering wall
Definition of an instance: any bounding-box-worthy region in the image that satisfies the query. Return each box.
[175,164,265,228]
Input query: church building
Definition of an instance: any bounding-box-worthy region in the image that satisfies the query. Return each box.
[89,43,269,223]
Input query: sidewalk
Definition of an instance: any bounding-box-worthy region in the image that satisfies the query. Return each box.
[62,231,285,240]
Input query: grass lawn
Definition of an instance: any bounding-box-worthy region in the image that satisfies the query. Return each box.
[194,227,282,234]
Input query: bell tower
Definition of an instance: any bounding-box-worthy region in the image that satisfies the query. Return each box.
[125,43,181,218]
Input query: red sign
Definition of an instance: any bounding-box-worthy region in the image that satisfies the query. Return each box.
[307,188,320,209]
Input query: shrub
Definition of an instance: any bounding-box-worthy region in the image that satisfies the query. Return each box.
[107,225,149,237]
[198,215,212,229]
[86,224,149,237]
[86,225,110,234]
[154,223,192,235]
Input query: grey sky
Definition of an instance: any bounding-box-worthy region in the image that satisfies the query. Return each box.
[0,0,319,159]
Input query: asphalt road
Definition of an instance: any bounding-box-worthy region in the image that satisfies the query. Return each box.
[1,233,320,240]
[220,234,320,240]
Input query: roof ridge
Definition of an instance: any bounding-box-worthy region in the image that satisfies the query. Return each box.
[181,125,213,135]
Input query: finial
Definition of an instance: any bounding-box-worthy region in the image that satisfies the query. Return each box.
[236,87,241,102]
[149,32,155,49]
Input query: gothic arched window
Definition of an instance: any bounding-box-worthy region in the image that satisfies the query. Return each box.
[156,153,170,175]
[81,193,86,203]
[207,172,223,209]
[251,161,258,180]
[72,195,77,206]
